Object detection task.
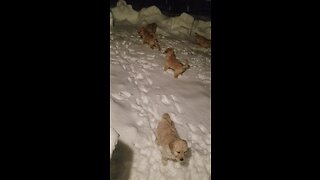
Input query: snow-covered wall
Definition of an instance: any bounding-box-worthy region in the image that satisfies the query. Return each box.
[110,0,211,40]
[110,127,119,158]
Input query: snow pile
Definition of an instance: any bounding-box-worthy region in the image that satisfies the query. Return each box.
[110,127,119,158]
[110,0,139,24]
[110,24,211,179]
[191,20,211,40]
[138,6,166,25]
[159,12,194,38]
[111,0,211,40]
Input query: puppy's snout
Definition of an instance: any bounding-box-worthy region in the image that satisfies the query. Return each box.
[180,158,184,161]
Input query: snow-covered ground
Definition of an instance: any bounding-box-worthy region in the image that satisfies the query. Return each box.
[110,1,211,179]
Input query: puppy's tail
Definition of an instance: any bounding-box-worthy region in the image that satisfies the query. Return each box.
[162,113,172,123]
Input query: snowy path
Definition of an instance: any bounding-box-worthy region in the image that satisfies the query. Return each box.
[110,25,211,180]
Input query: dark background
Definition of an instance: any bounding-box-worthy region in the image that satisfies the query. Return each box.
[1,0,316,179]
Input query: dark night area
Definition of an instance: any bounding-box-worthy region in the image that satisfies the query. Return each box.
[2,0,316,179]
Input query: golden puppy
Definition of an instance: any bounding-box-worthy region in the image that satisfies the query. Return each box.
[164,48,190,78]
[156,113,188,165]
[137,23,157,38]
[139,28,161,50]
[195,33,211,48]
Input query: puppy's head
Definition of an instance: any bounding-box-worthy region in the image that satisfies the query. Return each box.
[169,139,188,162]
[148,23,157,30]
[137,27,145,36]
[164,48,174,55]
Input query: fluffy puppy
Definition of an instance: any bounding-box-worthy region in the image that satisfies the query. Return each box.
[164,48,190,78]
[137,23,157,38]
[195,33,211,48]
[140,28,161,50]
[156,113,188,165]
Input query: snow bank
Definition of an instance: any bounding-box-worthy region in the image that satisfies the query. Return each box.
[110,127,119,158]
[110,0,211,40]
[159,12,194,38]
[191,20,211,40]
[110,0,139,24]
[138,6,166,25]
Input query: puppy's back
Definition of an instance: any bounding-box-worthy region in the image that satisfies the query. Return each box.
[156,113,177,146]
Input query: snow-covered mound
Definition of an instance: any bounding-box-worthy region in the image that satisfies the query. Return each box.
[138,6,167,25]
[111,0,211,40]
[110,0,139,24]
[110,127,119,158]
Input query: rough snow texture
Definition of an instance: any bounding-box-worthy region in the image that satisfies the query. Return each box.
[110,22,211,179]
[110,127,119,158]
[110,0,211,40]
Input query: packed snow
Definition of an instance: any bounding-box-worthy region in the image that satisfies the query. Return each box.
[110,1,211,179]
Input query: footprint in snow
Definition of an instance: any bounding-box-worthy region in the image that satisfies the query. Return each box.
[187,123,199,132]
[136,73,144,80]
[160,95,171,105]
[138,60,148,64]
[111,91,131,100]
[138,84,149,93]
[141,94,149,104]
[198,124,208,133]
[146,78,153,85]
[146,55,155,60]
[171,95,182,113]
[141,64,153,69]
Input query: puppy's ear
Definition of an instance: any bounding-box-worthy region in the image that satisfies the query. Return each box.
[182,140,188,147]
[169,141,175,152]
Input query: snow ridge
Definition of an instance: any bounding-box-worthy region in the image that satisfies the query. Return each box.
[110,0,211,40]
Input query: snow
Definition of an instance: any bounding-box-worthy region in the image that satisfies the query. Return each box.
[110,1,211,179]
[110,0,211,40]
[111,0,139,24]
[138,6,167,25]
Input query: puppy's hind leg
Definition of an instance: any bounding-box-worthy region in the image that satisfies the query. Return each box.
[174,70,180,78]
[164,64,169,71]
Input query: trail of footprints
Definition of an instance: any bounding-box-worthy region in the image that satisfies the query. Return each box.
[111,27,211,176]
